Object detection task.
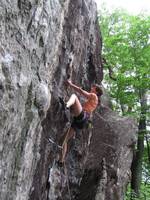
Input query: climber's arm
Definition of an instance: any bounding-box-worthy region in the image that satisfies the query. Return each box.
[66,80,90,98]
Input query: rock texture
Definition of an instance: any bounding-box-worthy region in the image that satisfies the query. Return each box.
[77,106,137,200]
[0,0,137,200]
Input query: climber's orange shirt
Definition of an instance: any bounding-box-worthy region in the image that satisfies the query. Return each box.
[82,93,98,113]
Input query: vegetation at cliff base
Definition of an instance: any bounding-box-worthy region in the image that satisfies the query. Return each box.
[98,8,150,200]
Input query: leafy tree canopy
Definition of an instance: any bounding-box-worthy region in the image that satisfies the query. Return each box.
[98,7,150,199]
[99,8,150,117]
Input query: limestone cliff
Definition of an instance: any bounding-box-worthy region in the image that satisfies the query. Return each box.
[0,0,137,200]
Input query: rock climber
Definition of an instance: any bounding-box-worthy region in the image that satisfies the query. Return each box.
[58,79,103,165]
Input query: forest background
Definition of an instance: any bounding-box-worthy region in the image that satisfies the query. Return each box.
[98,4,150,199]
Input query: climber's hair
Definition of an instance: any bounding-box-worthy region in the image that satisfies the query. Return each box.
[93,84,103,97]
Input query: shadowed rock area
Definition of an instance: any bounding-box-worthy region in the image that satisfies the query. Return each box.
[0,0,137,200]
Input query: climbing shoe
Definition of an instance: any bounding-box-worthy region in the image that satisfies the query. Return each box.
[59,97,70,120]
[59,97,67,110]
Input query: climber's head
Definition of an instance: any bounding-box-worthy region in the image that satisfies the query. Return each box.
[91,84,103,97]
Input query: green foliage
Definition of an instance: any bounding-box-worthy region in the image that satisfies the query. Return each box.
[99,8,150,117]
[125,183,150,200]
[98,6,150,198]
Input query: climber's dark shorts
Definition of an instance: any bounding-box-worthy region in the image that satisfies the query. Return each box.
[71,111,90,130]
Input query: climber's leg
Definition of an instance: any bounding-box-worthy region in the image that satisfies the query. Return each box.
[66,94,82,116]
[58,94,82,164]
[60,127,75,163]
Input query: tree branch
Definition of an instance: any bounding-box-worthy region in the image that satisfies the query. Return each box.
[102,57,117,81]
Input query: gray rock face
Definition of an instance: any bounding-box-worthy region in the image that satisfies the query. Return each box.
[0,0,137,200]
[77,107,137,200]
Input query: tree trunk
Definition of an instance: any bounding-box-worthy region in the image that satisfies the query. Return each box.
[145,133,150,163]
[131,91,147,196]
